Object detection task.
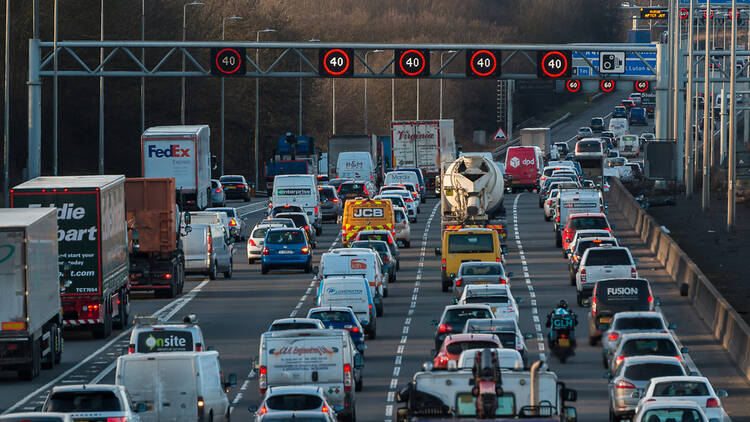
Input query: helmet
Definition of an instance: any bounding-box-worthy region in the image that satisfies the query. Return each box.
[557,299,568,310]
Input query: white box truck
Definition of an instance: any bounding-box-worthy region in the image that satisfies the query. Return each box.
[327,134,378,180]
[116,351,234,422]
[520,127,552,158]
[141,125,213,210]
[391,120,456,194]
[0,208,63,380]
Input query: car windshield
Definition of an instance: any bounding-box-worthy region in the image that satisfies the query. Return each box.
[358,233,389,243]
[460,264,503,276]
[614,317,664,330]
[446,341,499,355]
[319,188,335,200]
[262,416,328,422]
[543,177,571,189]
[640,409,703,422]
[448,234,495,254]
[309,311,352,323]
[652,381,710,397]
[270,323,318,331]
[444,309,493,328]
[570,217,608,230]
[266,230,305,244]
[579,128,590,132]
[220,176,244,183]
[44,391,121,412]
[339,183,365,194]
[351,241,388,254]
[577,141,601,152]
[207,208,236,217]
[623,363,684,381]
[265,394,323,410]
[621,339,678,356]
[464,295,509,304]
[585,249,631,266]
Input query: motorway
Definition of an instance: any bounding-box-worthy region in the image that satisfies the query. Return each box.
[2,94,750,422]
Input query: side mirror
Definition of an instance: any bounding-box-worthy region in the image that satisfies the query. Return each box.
[516,297,524,304]
[136,402,147,413]
[354,353,364,369]
[668,323,677,330]
[631,391,641,399]
[655,297,662,306]
[248,405,258,414]
[507,272,515,278]
[563,407,577,422]
[228,373,237,387]
[434,247,441,256]
[680,347,690,354]
[581,297,591,307]
[562,388,578,402]
[450,298,459,305]
[333,405,345,413]
[603,371,612,379]
[717,389,729,398]
[184,212,192,225]
[634,258,640,263]
[211,155,218,171]
[430,319,439,326]
[501,245,508,255]
[313,266,319,275]
[524,333,534,339]
[449,273,456,280]
[184,225,192,234]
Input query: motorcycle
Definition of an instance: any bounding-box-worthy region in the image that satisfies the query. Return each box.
[549,314,576,363]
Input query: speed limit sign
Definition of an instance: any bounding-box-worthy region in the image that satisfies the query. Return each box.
[679,8,689,19]
[318,48,354,77]
[566,79,581,93]
[600,79,616,93]
[466,50,501,78]
[210,47,247,76]
[395,49,430,77]
[634,80,650,92]
[537,50,572,79]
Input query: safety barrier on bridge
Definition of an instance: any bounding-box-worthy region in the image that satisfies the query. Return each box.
[607,178,750,381]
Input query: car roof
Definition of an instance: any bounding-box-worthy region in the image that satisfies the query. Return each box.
[465,318,517,331]
[459,261,503,267]
[265,385,324,396]
[445,333,501,342]
[613,311,663,319]
[51,384,122,393]
[620,355,683,365]
[568,212,607,218]
[271,318,321,325]
[619,332,676,341]
[646,375,710,385]
[308,306,356,314]
[464,284,509,295]
[267,227,304,233]
[636,399,704,412]
[443,304,493,312]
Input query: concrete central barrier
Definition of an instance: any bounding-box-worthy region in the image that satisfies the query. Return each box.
[606,178,750,381]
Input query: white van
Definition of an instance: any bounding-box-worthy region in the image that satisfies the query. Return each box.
[316,248,385,316]
[271,174,321,235]
[116,351,233,422]
[336,152,375,182]
[608,118,629,138]
[617,134,640,158]
[554,189,604,235]
[258,329,363,421]
[384,170,419,188]
[317,275,376,337]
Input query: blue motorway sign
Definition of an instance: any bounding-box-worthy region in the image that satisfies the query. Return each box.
[573,46,656,77]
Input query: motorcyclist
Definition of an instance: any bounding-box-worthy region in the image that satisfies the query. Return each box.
[546,299,578,348]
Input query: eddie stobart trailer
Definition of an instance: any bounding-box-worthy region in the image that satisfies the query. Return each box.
[11,175,130,339]
[0,208,64,380]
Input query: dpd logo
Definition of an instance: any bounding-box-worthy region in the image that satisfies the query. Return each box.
[509,157,520,168]
[147,144,191,158]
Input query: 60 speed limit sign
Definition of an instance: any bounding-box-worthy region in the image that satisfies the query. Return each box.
[600,79,616,93]
[634,80,650,92]
[566,79,581,93]
[537,50,572,79]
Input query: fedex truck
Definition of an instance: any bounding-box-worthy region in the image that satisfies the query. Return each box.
[141,125,212,210]
[391,120,456,194]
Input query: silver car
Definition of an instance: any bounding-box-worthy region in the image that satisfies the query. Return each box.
[602,311,673,367]
[206,207,249,241]
[247,224,284,264]
[453,262,513,296]
[183,223,233,279]
[318,186,342,222]
[210,179,226,207]
[607,356,686,422]
[392,207,412,248]
[41,384,142,422]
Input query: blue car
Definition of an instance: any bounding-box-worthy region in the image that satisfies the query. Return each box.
[260,228,313,274]
[629,107,648,125]
[307,306,366,354]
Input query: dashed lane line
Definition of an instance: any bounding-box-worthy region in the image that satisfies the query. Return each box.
[384,203,439,422]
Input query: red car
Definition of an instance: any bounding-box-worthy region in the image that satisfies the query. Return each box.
[561,213,611,253]
[432,333,501,370]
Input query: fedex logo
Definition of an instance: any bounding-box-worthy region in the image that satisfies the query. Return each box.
[147,144,191,158]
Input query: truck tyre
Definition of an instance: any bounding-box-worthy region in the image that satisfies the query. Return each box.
[93,302,113,339]
[53,324,63,364]
[209,261,218,280]
[115,289,131,327]
[18,337,41,380]
[42,325,56,370]
[224,259,233,279]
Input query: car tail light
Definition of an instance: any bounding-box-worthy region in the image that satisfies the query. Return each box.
[608,332,619,342]
[195,344,203,351]
[496,257,501,262]
[674,355,682,362]
[438,324,453,333]
[107,418,128,422]
[259,366,267,393]
[344,363,353,391]
[321,405,329,413]
[163,273,172,279]
[314,206,318,214]
[557,214,560,223]
[648,295,653,303]
[305,225,310,232]
[631,267,637,278]
[197,396,205,416]
[348,326,359,333]
[207,233,212,253]
[382,256,390,263]
[215,188,222,193]
[547,200,552,205]
[499,277,507,284]
[405,198,413,203]
[369,304,373,309]
[615,356,625,366]
[615,380,636,389]
[229,218,237,227]
[387,236,393,244]
[258,405,268,415]
[455,278,462,287]
[580,268,587,283]
[412,192,418,198]
[262,247,270,255]
[706,398,720,408]
[301,246,310,254]
[249,239,256,246]
[507,304,514,312]
[441,258,446,272]
[332,198,339,203]
[128,345,135,354]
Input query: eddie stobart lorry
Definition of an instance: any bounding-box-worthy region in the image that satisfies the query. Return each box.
[11,175,131,339]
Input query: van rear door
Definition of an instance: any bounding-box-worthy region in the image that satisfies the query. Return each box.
[157,357,197,422]
[265,335,345,395]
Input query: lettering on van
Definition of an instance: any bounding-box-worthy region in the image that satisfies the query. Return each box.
[147,144,191,158]
[353,208,383,218]
[269,346,339,357]
[395,130,435,141]
[277,188,312,196]
[343,160,364,169]
[607,287,639,296]
[350,259,367,270]
[326,287,364,296]
[138,331,193,352]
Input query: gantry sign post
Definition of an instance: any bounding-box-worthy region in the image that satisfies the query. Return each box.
[26,41,660,182]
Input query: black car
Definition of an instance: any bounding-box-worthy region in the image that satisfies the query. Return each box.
[219,175,251,201]
[590,117,605,132]
[337,181,374,203]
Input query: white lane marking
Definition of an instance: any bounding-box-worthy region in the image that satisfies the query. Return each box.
[4,279,211,415]
[383,203,439,422]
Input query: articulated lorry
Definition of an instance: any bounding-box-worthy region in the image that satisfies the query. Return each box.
[0,208,64,380]
[125,178,186,299]
[11,175,130,339]
[391,120,456,195]
[141,125,213,210]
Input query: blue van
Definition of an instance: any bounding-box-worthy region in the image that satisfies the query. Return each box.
[629,107,648,125]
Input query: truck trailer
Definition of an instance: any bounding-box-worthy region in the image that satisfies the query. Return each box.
[0,208,64,380]
[391,120,456,195]
[11,175,130,339]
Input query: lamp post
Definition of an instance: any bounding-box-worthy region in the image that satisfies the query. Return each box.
[300,39,319,135]
[364,49,383,132]
[181,1,204,125]
[3,0,9,205]
[440,50,457,119]
[254,28,276,192]
[141,0,146,135]
[98,0,104,174]
[220,15,243,176]
[53,0,58,174]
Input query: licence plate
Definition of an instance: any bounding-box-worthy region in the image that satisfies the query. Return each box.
[558,338,570,347]
[475,281,491,285]
[279,250,294,254]
[599,317,612,324]
[227,186,236,189]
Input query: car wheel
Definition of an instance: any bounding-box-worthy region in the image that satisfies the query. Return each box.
[442,281,451,293]
[316,226,322,236]
[224,259,233,279]
[355,376,363,391]
[248,258,254,265]
[304,261,312,273]
[405,241,411,248]
[209,262,217,280]
[368,326,377,340]
[261,264,269,275]
[384,287,389,298]
[538,199,543,208]
[576,291,583,307]
[376,302,383,317]
[602,355,609,369]
[589,336,597,347]
[555,234,562,248]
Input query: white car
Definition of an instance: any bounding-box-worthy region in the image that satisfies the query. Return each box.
[129,314,205,354]
[383,189,418,220]
[544,189,559,221]
[566,228,615,257]
[457,348,524,370]
[608,332,689,373]
[576,246,637,306]
[458,284,519,323]
[633,400,709,422]
[638,376,729,422]
[392,206,412,248]
[376,194,416,223]
[463,318,527,363]
[247,223,284,264]
[41,384,142,422]
[252,386,338,420]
